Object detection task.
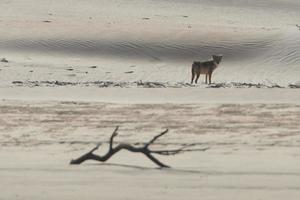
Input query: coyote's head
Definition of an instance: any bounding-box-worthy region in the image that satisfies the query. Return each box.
[212,54,223,64]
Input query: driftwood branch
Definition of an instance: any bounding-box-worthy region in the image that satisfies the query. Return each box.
[70,127,208,168]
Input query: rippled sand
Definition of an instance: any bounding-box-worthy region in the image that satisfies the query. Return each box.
[0,0,300,85]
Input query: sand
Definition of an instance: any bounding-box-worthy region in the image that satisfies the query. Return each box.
[1,0,300,86]
[0,98,300,200]
[0,0,300,199]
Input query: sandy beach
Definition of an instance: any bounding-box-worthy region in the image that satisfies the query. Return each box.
[0,0,300,199]
[1,96,300,200]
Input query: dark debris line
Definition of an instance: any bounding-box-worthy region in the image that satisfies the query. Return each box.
[10,80,300,88]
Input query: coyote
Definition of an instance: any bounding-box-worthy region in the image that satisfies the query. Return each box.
[191,55,223,84]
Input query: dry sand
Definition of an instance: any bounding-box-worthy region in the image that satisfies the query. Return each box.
[0,0,300,199]
[1,0,300,86]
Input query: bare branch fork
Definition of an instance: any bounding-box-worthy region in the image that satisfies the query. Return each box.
[70,127,208,168]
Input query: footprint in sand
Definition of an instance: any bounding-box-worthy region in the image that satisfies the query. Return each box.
[125,71,134,74]
[1,58,8,63]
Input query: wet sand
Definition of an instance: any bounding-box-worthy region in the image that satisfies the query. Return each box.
[0,99,300,200]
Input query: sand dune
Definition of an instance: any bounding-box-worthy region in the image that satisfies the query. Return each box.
[1,28,299,86]
[0,0,300,85]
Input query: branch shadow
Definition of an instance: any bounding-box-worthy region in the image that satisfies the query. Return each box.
[85,162,163,170]
[84,162,204,174]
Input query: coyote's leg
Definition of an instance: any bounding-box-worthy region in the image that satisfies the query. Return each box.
[195,73,200,84]
[205,74,208,84]
[191,70,195,84]
[209,73,212,84]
